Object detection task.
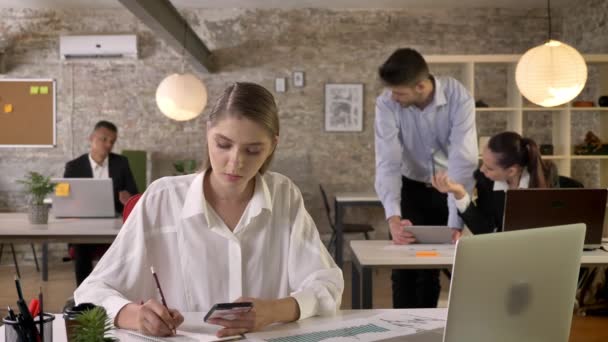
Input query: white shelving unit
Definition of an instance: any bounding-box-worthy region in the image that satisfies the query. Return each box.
[425,54,608,188]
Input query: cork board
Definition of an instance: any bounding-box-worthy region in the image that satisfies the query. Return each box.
[0,79,56,147]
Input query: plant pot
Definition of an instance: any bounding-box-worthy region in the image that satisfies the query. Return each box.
[28,204,49,224]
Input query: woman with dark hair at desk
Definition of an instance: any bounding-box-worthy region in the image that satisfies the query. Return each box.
[432,131,557,235]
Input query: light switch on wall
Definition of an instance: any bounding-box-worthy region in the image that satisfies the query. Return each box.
[293,71,305,87]
[275,77,286,93]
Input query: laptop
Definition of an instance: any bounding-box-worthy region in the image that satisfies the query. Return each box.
[398,224,585,342]
[51,178,116,218]
[502,188,607,249]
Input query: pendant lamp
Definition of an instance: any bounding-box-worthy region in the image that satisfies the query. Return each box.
[156,73,207,121]
[515,0,587,107]
[155,17,207,121]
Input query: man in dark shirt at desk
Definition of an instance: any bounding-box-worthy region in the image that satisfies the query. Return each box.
[63,120,138,285]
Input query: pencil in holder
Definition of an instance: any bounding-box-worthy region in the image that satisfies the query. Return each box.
[3,312,54,342]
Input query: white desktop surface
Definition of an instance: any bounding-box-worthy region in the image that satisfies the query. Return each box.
[0,212,122,241]
[0,309,447,342]
[351,240,608,267]
[0,212,122,281]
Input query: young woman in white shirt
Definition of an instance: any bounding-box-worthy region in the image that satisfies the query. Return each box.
[431,131,555,235]
[74,82,344,338]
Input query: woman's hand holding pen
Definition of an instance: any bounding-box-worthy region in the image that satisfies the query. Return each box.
[115,299,184,337]
[137,299,184,336]
[388,216,415,245]
[209,297,300,338]
[431,171,467,200]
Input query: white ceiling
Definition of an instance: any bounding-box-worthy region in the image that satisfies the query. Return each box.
[0,0,572,9]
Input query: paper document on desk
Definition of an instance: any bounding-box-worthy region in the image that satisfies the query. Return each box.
[114,320,241,342]
[246,311,446,342]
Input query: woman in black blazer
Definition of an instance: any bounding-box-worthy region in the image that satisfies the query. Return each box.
[432,131,553,235]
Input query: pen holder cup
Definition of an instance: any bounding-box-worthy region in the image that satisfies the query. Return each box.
[3,313,54,342]
[63,303,97,342]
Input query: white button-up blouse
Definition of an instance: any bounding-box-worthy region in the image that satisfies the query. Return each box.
[74,171,344,322]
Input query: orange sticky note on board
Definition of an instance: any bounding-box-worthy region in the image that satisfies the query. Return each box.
[55,183,70,197]
[416,251,439,257]
[3,104,12,113]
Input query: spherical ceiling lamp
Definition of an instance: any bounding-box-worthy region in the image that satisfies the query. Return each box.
[155,73,207,121]
[516,40,587,107]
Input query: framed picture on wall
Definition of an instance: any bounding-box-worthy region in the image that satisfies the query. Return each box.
[324,83,363,132]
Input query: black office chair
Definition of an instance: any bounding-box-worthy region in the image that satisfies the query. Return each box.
[319,184,374,257]
[558,175,584,188]
[0,243,40,278]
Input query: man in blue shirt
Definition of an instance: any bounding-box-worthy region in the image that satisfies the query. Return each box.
[374,48,478,308]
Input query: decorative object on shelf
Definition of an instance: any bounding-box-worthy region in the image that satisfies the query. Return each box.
[155,16,207,121]
[574,131,608,155]
[475,100,489,108]
[293,71,305,87]
[573,101,594,107]
[540,144,554,155]
[515,0,587,107]
[173,159,198,175]
[67,304,116,342]
[598,95,608,107]
[324,83,364,132]
[16,171,56,224]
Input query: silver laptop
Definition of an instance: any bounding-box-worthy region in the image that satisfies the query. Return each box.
[51,178,116,218]
[502,189,607,249]
[399,224,585,342]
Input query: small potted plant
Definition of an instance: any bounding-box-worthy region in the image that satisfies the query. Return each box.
[17,171,56,224]
[173,159,198,175]
[70,306,116,342]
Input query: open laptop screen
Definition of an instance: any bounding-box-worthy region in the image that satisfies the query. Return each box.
[502,188,607,248]
[51,178,116,218]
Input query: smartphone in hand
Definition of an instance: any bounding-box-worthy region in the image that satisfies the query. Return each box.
[204,302,253,322]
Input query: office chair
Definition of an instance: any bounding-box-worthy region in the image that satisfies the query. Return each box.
[0,243,39,278]
[122,193,143,222]
[319,184,374,258]
[558,175,584,188]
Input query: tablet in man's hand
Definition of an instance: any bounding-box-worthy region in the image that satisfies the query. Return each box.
[403,226,453,244]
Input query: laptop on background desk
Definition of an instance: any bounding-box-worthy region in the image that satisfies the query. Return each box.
[51,178,116,218]
[502,189,607,249]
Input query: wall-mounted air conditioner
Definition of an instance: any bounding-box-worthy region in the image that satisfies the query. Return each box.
[59,34,138,59]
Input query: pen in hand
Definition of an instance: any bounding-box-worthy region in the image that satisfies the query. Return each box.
[150,266,168,308]
[150,266,176,335]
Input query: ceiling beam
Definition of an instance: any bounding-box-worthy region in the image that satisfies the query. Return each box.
[118,0,215,73]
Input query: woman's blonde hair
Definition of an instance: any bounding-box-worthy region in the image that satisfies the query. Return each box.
[202,82,279,174]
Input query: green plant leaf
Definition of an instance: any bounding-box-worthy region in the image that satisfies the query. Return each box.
[71,306,116,342]
[16,171,56,205]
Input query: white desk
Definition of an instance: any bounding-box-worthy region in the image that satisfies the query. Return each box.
[333,192,382,268]
[350,240,608,309]
[0,309,447,342]
[0,213,122,281]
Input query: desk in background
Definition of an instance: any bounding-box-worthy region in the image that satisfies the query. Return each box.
[334,192,382,268]
[0,213,121,281]
[350,240,608,309]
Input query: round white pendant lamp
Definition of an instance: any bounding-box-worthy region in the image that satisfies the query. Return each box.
[515,0,587,108]
[516,40,587,107]
[155,73,207,121]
